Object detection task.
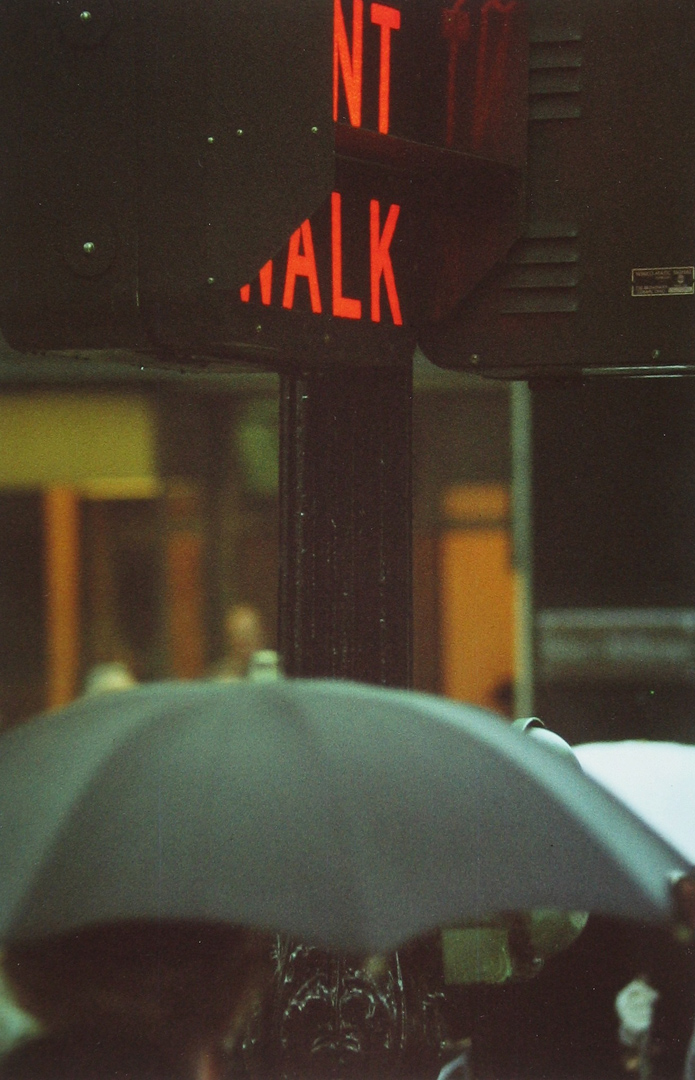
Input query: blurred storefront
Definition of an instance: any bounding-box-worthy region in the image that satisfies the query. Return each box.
[0,357,515,727]
[2,359,695,1080]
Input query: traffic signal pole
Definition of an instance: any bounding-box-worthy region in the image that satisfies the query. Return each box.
[278,364,413,687]
[258,363,433,1080]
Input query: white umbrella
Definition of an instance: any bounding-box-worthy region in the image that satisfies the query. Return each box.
[574,740,695,862]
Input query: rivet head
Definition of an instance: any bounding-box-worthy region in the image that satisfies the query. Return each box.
[236,128,244,137]
[469,353,481,365]
[57,0,113,46]
[206,276,215,286]
[255,324,262,334]
[207,136,215,144]
[311,126,318,134]
[652,349,661,360]
[61,222,114,277]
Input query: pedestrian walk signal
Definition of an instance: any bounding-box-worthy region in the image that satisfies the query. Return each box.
[0,0,528,367]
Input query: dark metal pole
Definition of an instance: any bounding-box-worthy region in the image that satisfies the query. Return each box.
[278,364,412,687]
[244,364,449,1080]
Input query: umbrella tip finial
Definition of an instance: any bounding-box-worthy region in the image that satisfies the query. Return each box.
[513,717,545,734]
[514,717,583,770]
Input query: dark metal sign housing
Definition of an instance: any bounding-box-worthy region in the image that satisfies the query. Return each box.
[421,0,695,378]
[0,0,528,368]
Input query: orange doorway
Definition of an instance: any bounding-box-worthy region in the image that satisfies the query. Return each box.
[439,483,515,714]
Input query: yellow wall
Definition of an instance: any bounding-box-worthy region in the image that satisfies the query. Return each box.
[0,392,156,490]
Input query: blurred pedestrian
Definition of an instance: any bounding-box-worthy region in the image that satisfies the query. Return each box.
[615,973,660,1080]
[209,604,266,681]
[82,662,137,697]
[0,921,273,1080]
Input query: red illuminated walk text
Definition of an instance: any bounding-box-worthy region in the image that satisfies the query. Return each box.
[240,195,403,326]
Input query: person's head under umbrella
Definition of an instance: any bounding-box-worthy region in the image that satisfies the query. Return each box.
[0,921,273,1080]
[222,605,266,680]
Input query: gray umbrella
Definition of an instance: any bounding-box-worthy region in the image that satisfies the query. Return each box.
[0,679,692,952]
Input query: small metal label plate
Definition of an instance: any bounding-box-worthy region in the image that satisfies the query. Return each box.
[631,266,694,296]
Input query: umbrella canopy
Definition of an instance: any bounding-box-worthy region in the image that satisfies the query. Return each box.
[574,740,695,863]
[0,680,692,953]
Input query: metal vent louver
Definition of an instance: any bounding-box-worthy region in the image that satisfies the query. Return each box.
[500,224,579,314]
[497,27,583,316]
[529,30,583,121]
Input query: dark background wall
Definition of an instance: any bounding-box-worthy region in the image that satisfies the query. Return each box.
[517,378,695,1080]
[532,378,695,744]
